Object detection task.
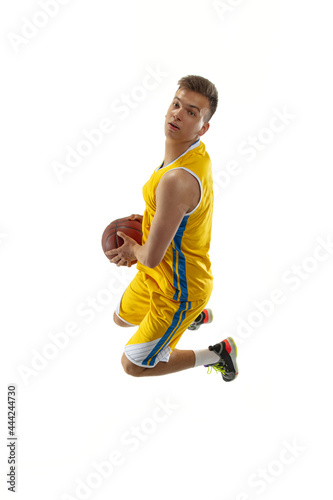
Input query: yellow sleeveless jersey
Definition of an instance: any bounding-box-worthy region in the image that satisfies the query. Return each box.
[137,139,214,301]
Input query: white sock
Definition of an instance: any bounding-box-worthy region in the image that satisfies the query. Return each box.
[194,349,220,367]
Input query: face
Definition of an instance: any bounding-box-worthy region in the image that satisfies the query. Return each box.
[164,88,210,143]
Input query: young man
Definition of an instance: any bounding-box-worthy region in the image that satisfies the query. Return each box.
[107,75,238,381]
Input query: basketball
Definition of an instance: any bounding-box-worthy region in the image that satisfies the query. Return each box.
[101,216,142,259]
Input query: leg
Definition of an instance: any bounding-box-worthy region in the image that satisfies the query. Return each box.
[118,277,238,381]
[122,289,209,377]
[121,348,195,377]
[122,340,238,381]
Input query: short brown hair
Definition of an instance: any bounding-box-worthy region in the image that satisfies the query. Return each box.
[177,75,218,122]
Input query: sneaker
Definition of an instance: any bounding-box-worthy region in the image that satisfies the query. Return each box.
[205,337,238,382]
[188,309,213,331]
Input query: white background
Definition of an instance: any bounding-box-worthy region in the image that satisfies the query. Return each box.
[1,1,333,499]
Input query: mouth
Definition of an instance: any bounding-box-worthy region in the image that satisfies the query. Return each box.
[168,122,180,131]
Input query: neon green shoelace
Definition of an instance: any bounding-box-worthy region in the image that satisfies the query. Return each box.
[207,364,226,375]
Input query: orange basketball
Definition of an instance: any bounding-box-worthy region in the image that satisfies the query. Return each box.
[101,217,142,260]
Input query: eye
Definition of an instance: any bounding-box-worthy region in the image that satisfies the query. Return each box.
[188,110,195,116]
[173,101,179,107]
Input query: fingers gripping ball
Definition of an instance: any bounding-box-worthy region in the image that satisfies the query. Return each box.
[101,217,142,260]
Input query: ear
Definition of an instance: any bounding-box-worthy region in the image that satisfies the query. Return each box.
[198,122,210,137]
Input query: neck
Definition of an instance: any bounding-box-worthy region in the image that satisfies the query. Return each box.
[164,137,199,167]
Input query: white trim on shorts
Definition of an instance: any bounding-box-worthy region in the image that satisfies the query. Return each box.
[124,339,171,368]
[115,294,136,326]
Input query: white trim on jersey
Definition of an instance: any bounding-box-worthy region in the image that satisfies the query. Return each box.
[155,139,201,172]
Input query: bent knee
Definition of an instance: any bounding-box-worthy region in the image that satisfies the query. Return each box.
[121,353,144,377]
[113,312,130,327]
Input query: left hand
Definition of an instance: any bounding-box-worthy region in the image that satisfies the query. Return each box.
[105,231,139,267]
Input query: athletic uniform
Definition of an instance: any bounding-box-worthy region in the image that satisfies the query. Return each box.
[115,139,214,367]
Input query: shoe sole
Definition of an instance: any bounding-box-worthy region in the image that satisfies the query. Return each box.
[224,337,239,380]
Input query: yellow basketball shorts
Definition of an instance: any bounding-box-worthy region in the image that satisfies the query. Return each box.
[115,270,211,368]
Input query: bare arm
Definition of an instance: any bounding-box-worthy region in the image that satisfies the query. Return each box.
[107,170,200,268]
[136,169,200,267]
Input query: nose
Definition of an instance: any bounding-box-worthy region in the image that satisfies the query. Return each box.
[172,107,183,121]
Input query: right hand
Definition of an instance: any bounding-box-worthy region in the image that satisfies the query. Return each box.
[119,214,142,267]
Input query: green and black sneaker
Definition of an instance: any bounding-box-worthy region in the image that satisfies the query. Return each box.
[205,337,239,382]
[188,309,213,331]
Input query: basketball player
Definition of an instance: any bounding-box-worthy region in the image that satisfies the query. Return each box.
[106,75,238,381]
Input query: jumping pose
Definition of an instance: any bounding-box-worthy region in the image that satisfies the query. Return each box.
[107,75,238,381]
